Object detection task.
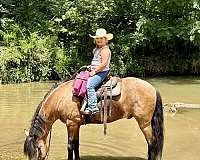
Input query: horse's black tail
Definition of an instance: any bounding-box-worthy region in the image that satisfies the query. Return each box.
[148,91,164,160]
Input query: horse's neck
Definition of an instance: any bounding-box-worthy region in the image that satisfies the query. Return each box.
[35,101,59,138]
[30,96,57,138]
[29,113,52,139]
[31,80,75,138]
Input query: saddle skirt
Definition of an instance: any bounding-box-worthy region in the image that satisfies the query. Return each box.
[96,76,121,98]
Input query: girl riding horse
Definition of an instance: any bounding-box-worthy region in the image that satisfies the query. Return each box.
[84,28,113,115]
[24,29,164,160]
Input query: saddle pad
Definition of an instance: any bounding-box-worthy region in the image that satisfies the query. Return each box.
[96,77,121,98]
[106,79,121,97]
[102,76,118,88]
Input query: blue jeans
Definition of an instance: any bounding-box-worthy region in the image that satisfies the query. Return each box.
[86,70,109,111]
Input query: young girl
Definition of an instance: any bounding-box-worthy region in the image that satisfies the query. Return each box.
[84,28,113,115]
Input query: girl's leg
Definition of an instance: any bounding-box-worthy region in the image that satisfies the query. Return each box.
[86,70,109,113]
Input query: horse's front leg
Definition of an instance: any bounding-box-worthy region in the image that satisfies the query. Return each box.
[67,119,80,160]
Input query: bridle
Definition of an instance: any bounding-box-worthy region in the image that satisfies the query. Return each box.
[35,128,52,160]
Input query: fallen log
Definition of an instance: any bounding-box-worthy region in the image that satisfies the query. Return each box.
[163,103,200,113]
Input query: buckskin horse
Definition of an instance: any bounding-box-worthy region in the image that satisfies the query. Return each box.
[24,76,164,160]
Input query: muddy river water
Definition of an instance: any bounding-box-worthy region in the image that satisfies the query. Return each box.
[0,76,200,160]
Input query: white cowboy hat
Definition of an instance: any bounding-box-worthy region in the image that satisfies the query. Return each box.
[89,28,113,40]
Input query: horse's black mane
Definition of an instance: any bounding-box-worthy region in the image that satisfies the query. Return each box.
[29,77,70,137]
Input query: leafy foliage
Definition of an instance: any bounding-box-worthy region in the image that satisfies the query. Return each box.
[0,22,67,83]
[0,0,200,83]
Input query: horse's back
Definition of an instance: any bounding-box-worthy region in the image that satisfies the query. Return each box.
[122,77,155,91]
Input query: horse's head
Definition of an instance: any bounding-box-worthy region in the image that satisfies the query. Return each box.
[24,129,48,160]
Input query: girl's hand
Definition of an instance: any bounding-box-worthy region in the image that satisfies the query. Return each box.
[86,65,91,71]
[89,70,96,77]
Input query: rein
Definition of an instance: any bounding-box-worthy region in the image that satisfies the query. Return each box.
[44,128,52,160]
[36,128,52,160]
[69,65,88,80]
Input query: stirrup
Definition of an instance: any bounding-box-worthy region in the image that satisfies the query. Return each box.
[80,97,87,113]
[83,108,99,115]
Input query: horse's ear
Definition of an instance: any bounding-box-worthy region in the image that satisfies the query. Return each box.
[24,129,29,137]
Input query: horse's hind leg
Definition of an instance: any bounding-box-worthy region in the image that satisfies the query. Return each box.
[147,91,164,160]
[136,92,164,160]
[67,119,80,160]
[138,124,156,160]
[137,117,163,160]
[139,125,153,145]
